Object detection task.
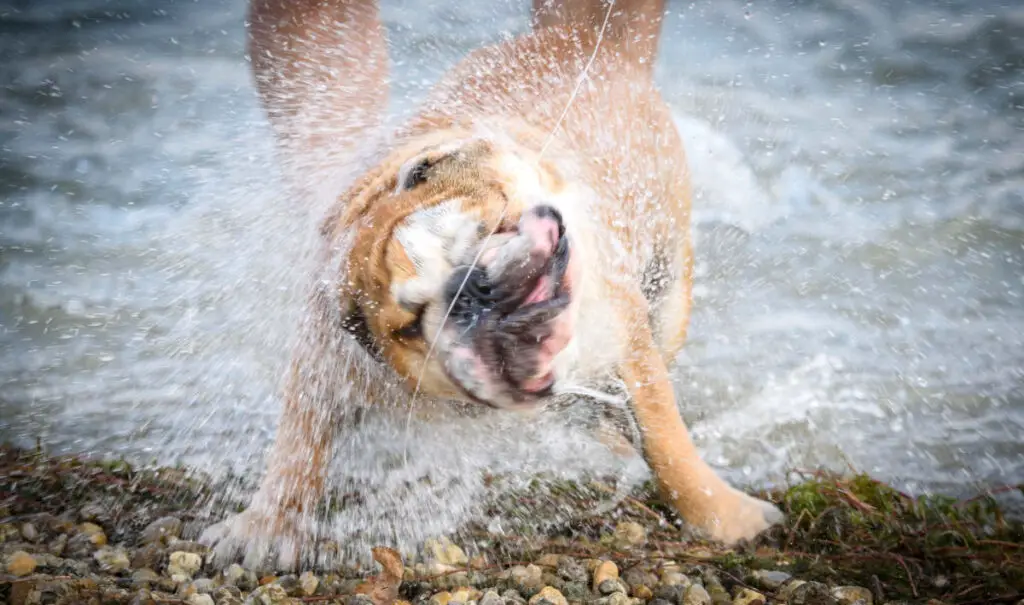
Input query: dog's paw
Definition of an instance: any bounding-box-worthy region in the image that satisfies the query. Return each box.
[699,488,785,546]
[199,507,313,572]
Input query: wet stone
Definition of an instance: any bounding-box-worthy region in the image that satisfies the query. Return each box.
[747,570,791,591]
[167,551,203,581]
[653,584,684,603]
[659,571,691,588]
[132,568,161,587]
[503,588,528,604]
[612,521,647,549]
[592,560,619,591]
[140,516,183,545]
[511,564,544,598]
[557,557,588,585]
[529,586,568,605]
[244,583,290,605]
[733,589,766,605]
[425,536,469,566]
[189,594,216,605]
[562,581,589,602]
[480,589,504,605]
[5,550,38,576]
[598,579,628,596]
[832,587,873,605]
[633,585,653,600]
[299,571,320,596]
[682,584,712,605]
[787,582,838,605]
[20,522,40,543]
[94,546,131,574]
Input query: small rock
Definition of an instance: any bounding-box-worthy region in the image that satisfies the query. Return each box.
[651,600,674,605]
[604,593,631,605]
[299,571,319,596]
[244,584,289,605]
[274,574,299,596]
[653,585,684,603]
[452,587,481,603]
[5,550,38,576]
[682,585,712,605]
[132,544,165,570]
[430,591,453,605]
[733,588,766,605]
[633,585,653,600]
[529,586,568,605]
[787,582,838,605]
[191,578,217,594]
[214,586,244,605]
[47,533,67,556]
[425,536,469,566]
[188,595,215,605]
[598,579,628,595]
[535,554,561,568]
[556,557,587,585]
[167,551,203,581]
[503,588,527,604]
[79,501,109,523]
[832,586,873,605]
[562,582,589,602]
[140,517,183,545]
[612,521,647,549]
[660,571,691,588]
[592,560,619,591]
[20,523,40,543]
[747,570,791,591]
[94,546,131,573]
[510,564,544,598]
[78,522,107,544]
[480,590,503,605]
[777,581,807,602]
[132,568,161,587]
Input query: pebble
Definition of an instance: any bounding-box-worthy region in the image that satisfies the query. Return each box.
[556,556,588,585]
[529,586,568,605]
[243,584,289,605]
[168,551,203,581]
[660,571,691,588]
[5,550,38,576]
[430,591,453,605]
[832,586,873,605]
[94,546,131,573]
[682,584,712,605]
[787,581,839,605]
[633,584,654,600]
[612,521,647,549]
[77,522,107,545]
[603,593,631,605]
[598,579,629,596]
[132,568,160,587]
[748,570,792,590]
[592,560,619,591]
[733,588,767,605]
[510,564,544,597]
[188,594,215,605]
[425,536,469,566]
[299,570,319,596]
[20,522,40,542]
[140,516,183,545]
[480,589,503,605]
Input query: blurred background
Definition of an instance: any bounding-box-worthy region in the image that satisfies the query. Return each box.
[1,0,1022,543]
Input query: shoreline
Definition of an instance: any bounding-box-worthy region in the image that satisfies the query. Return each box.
[1,444,1021,605]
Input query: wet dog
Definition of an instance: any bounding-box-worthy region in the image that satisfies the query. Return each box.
[201,0,784,568]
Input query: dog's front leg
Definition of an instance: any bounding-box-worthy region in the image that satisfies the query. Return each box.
[617,296,784,545]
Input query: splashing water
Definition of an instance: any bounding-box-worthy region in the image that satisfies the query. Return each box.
[2,0,1023,555]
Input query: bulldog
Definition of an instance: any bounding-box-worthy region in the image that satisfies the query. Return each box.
[201,0,784,568]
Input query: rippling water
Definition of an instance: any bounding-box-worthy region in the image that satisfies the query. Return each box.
[1,0,1022,547]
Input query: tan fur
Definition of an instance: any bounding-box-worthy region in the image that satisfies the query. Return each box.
[201,0,783,569]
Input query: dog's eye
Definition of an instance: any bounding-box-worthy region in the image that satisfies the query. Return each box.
[401,158,432,190]
[395,304,427,340]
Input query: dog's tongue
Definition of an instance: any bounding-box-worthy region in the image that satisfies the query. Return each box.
[523,275,553,305]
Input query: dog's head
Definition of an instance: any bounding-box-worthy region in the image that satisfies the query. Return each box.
[324,131,581,409]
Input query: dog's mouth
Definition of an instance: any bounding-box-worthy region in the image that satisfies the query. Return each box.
[442,205,576,407]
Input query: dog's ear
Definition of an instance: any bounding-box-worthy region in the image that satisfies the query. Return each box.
[338,299,384,362]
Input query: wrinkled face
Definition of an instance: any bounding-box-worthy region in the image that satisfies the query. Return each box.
[331,134,581,409]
